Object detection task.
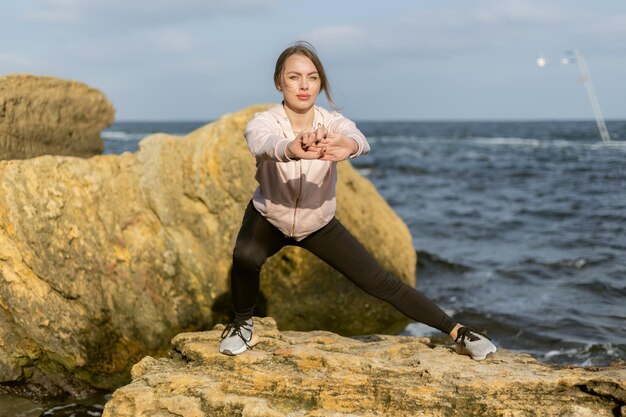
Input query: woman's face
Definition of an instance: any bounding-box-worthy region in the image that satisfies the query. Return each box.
[278,54,321,113]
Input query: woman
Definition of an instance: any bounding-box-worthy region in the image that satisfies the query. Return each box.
[220,41,497,361]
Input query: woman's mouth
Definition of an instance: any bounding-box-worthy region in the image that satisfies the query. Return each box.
[297,95,310,100]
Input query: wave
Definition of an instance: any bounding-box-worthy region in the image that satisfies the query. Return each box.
[368,134,626,152]
[355,168,373,177]
[470,136,626,150]
[101,130,147,142]
[587,141,626,150]
[472,137,545,147]
[415,250,472,274]
[544,258,588,269]
[446,308,626,366]
[571,280,626,299]
[521,254,615,270]
[539,343,626,367]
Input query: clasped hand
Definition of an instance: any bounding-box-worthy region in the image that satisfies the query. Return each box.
[286,126,357,161]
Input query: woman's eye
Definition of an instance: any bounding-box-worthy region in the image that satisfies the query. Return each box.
[289,76,298,80]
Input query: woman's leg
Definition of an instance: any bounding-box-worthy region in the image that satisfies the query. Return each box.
[230,202,287,321]
[299,218,457,335]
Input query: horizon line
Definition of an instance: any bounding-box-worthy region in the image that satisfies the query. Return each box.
[110,117,626,123]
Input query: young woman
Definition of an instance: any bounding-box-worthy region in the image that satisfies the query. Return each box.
[220,41,497,361]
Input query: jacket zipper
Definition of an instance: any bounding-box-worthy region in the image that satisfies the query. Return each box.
[290,160,303,237]
[288,118,318,238]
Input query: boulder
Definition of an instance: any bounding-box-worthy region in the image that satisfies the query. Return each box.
[0,105,416,397]
[0,74,114,160]
[102,317,626,417]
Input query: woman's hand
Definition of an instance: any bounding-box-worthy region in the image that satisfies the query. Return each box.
[318,133,358,162]
[286,127,357,162]
[286,127,328,160]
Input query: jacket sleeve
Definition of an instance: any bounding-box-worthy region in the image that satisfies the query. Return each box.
[244,113,293,162]
[328,113,370,159]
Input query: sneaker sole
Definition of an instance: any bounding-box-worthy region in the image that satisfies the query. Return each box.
[220,334,260,356]
[471,346,497,361]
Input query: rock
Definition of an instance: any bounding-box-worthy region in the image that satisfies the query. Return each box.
[102,317,626,417]
[0,74,114,160]
[0,105,415,397]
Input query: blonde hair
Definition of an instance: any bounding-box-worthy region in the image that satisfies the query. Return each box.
[274,41,336,109]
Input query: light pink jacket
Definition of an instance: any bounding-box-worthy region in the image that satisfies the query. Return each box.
[244,104,370,240]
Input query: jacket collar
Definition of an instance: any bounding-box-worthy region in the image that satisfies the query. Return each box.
[268,103,327,135]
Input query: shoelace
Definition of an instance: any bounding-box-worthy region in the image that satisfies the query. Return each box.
[220,320,255,349]
[455,326,491,347]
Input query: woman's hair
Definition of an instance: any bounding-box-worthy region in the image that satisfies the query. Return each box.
[274,41,336,109]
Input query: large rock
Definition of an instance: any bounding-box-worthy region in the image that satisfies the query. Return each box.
[0,105,416,397]
[102,317,626,417]
[0,74,114,160]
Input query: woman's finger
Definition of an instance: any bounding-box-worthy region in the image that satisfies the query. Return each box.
[302,132,317,148]
[314,126,328,143]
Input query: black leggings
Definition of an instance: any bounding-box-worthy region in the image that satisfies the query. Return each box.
[230,202,457,335]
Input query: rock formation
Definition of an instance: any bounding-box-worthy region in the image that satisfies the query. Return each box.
[102,317,626,417]
[0,105,416,397]
[0,74,114,159]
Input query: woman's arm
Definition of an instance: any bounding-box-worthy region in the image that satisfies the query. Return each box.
[244,114,294,162]
[327,114,370,158]
[317,114,370,161]
[245,111,370,162]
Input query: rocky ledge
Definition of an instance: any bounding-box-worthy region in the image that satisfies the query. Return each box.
[103,317,625,417]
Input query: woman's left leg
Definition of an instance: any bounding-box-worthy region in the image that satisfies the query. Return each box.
[298,218,457,335]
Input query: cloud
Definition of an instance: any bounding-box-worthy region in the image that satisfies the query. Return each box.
[471,0,566,24]
[23,0,282,26]
[0,53,42,74]
[23,10,81,25]
[302,0,617,66]
[141,29,197,53]
[301,25,369,59]
[585,13,626,53]
[8,0,624,120]
[22,0,84,24]
[304,25,367,47]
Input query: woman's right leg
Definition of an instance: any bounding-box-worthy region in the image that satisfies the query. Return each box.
[230,201,287,321]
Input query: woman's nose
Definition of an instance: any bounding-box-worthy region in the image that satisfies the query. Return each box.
[300,80,308,90]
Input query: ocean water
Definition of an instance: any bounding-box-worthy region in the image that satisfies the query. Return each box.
[352,120,626,368]
[5,119,625,416]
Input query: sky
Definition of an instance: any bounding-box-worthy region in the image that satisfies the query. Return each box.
[1,0,625,121]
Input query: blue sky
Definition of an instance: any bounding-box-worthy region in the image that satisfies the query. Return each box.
[2,0,625,121]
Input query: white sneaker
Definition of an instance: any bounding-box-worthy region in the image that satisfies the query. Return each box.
[455,326,497,361]
[219,318,259,356]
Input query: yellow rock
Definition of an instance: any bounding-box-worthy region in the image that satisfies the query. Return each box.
[0,105,415,396]
[0,74,114,159]
[103,317,626,417]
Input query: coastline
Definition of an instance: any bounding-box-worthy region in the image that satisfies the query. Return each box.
[2,110,624,414]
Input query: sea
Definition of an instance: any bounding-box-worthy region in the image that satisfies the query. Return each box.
[2,119,625,416]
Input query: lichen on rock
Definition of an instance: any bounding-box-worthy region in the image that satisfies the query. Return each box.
[102,317,626,417]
